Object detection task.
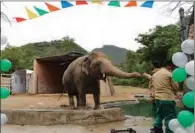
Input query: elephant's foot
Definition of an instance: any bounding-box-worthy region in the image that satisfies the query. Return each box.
[60,104,68,108]
[78,106,88,110]
[68,106,76,110]
[94,105,101,110]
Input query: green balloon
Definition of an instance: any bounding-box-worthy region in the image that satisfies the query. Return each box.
[1,87,10,99]
[172,68,187,82]
[177,110,194,128]
[1,59,12,72]
[182,91,194,108]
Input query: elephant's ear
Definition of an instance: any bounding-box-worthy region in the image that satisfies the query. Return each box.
[81,56,91,75]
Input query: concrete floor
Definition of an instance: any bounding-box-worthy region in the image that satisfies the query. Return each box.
[1,124,151,133]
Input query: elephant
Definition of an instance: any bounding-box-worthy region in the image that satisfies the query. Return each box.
[60,52,141,110]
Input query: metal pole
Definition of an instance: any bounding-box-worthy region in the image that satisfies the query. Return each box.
[179,7,188,41]
[178,7,187,91]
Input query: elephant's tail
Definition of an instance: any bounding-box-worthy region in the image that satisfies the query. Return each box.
[57,87,67,101]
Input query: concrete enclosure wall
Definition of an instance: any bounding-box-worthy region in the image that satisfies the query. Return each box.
[2,108,124,125]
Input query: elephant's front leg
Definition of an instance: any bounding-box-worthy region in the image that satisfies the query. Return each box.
[78,93,87,110]
[93,93,101,110]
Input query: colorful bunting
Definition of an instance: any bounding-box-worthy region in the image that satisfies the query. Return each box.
[91,0,103,4]
[14,1,155,23]
[34,6,49,16]
[45,2,60,12]
[61,1,73,8]
[140,0,154,8]
[108,0,120,7]
[125,0,137,7]
[76,0,88,5]
[25,7,38,19]
[14,17,26,23]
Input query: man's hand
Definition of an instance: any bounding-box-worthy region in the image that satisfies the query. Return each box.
[143,72,152,80]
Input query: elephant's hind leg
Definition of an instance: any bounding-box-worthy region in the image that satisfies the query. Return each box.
[76,94,80,109]
[69,95,76,110]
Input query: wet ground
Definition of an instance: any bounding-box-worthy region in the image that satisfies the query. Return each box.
[2,117,153,133]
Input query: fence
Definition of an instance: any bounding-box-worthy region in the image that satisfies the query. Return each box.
[1,74,12,91]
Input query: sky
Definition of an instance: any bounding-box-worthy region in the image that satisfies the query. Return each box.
[1,1,192,52]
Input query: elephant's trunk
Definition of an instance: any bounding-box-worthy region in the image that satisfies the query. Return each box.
[101,59,138,78]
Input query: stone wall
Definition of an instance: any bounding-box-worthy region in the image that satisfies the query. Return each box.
[2,108,125,126]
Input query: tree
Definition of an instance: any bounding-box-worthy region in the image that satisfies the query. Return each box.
[1,36,87,73]
[113,24,182,87]
[134,24,181,66]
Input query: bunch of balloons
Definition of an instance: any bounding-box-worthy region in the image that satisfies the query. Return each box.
[1,58,12,125]
[170,39,194,133]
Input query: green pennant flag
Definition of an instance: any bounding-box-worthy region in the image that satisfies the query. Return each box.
[34,6,49,16]
[108,0,120,7]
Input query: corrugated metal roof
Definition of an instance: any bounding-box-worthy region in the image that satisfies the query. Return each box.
[35,52,85,63]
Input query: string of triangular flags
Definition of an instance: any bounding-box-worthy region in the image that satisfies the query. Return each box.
[14,0,154,23]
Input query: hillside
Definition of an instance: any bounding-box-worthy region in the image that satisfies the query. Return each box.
[1,37,87,72]
[92,45,128,65]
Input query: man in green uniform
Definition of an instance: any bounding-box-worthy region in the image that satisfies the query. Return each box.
[151,60,179,133]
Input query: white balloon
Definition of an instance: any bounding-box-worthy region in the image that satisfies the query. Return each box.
[1,34,8,45]
[174,127,187,133]
[181,39,194,54]
[186,123,194,133]
[169,119,181,132]
[172,52,188,68]
[185,61,194,76]
[1,113,8,125]
[186,76,195,90]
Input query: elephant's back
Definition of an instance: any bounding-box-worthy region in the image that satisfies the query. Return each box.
[62,56,87,84]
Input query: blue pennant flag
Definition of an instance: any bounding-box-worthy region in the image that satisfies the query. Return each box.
[61,1,73,8]
[140,0,154,8]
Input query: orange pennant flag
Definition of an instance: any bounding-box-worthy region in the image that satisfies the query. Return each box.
[125,0,137,7]
[45,2,60,12]
[91,0,103,4]
[25,7,38,19]
[76,0,88,5]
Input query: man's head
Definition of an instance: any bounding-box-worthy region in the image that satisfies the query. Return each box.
[164,60,175,71]
[151,61,160,70]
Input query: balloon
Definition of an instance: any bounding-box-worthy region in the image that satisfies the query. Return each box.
[172,52,188,68]
[0,59,12,72]
[182,91,194,108]
[186,123,194,133]
[0,87,10,99]
[177,110,194,128]
[1,34,8,45]
[1,113,8,125]
[174,127,187,133]
[185,61,194,76]
[181,39,194,54]
[172,68,187,82]
[169,118,181,132]
[186,76,195,91]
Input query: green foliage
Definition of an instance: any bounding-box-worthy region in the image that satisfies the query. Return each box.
[112,24,182,88]
[135,24,181,65]
[1,36,87,73]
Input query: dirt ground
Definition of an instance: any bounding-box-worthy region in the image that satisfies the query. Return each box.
[1,124,152,133]
[2,86,149,109]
